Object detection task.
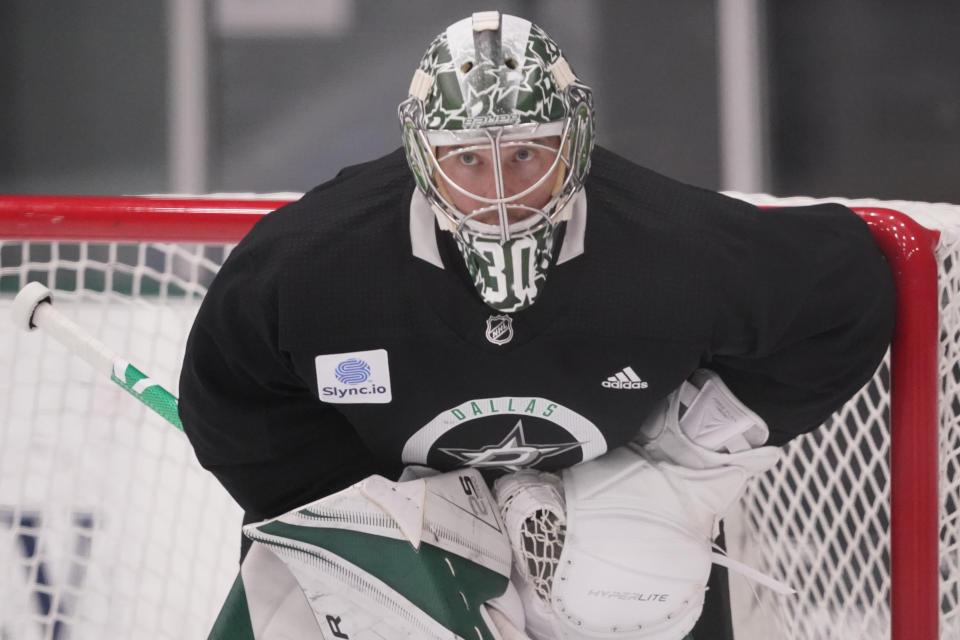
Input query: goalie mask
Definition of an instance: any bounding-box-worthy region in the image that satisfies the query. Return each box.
[399,11,595,312]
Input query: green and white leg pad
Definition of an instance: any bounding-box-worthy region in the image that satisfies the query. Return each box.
[227,469,526,639]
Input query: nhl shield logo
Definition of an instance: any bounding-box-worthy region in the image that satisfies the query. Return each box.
[485,314,514,345]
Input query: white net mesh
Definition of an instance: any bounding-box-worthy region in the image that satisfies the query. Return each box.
[1,194,958,639]
[725,194,960,640]
[0,239,243,639]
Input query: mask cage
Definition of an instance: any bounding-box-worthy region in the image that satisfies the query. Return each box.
[399,82,595,245]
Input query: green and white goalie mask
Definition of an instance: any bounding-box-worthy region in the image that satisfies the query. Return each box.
[399,11,595,312]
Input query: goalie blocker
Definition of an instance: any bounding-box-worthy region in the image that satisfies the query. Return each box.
[494,369,785,640]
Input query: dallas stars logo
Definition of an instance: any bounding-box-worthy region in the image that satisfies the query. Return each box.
[439,419,584,471]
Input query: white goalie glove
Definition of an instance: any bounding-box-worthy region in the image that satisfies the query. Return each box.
[218,468,529,639]
[494,369,784,640]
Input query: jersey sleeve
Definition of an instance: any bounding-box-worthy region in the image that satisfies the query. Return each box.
[706,202,896,446]
[178,229,378,523]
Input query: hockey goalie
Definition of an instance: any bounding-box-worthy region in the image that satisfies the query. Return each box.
[207,370,788,640]
[180,9,892,639]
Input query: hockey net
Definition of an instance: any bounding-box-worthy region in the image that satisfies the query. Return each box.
[727,193,960,640]
[0,193,957,639]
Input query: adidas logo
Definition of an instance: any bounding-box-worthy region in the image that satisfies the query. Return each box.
[602,366,649,390]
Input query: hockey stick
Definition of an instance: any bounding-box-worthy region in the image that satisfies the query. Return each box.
[11,281,184,431]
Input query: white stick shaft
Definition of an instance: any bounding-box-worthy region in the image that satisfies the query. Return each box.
[13,283,185,430]
[32,302,119,375]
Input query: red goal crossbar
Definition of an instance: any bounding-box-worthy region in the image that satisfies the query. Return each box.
[0,195,289,242]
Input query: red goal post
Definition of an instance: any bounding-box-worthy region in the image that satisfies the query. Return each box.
[0,193,957,639]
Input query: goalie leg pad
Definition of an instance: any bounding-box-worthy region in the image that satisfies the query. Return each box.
[241,469,526,639]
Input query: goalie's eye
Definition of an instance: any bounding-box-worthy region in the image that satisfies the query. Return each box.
[514,147,534,162]
[459,152,479,166]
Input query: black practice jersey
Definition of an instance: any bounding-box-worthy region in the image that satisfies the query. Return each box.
[179,146,895,524]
